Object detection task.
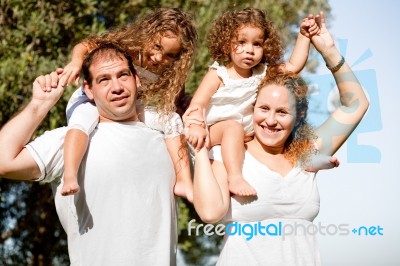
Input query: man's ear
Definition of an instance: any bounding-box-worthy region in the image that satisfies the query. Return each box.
[83,80,94,100]
[134,72,142,88]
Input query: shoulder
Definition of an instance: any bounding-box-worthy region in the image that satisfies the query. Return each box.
[25,127,69,182]
[253,63,268,78]
[198,67,222,88]
[142,106,183,138]
[209,61,229,81]
[209,61,223,70]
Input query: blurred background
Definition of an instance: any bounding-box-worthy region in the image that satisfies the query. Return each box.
[1,0,398,265]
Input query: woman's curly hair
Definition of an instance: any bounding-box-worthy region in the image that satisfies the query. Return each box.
[257,66,317,167]
[207,7,283,67]
[84,8,197,114]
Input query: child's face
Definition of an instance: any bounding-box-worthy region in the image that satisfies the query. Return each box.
[230,26,264,71]
[142,31,182,73]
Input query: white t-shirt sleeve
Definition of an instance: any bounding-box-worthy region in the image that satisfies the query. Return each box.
[66,87,99,135]
[25,127,67,182]
[142,106,183,138]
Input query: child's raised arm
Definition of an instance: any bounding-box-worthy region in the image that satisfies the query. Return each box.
[61,41,93,87]
[284,15,320,73]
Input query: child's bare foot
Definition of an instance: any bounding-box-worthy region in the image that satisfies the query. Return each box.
[61,180,80,196]
[228,175,257,196]
[174,180,193,203]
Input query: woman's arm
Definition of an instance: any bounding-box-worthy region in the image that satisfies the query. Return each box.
[313,12,369,155]
[284,15,319,73]
[184,69,221,150]
[193,147,231,223]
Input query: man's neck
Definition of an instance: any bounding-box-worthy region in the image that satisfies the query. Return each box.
[99,115,139,123]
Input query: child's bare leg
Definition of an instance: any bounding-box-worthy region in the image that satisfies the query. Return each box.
[61,129,88,196]
[209,120,256,196]
[166,135,193,202]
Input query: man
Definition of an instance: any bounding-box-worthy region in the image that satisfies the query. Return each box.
[0,43,177,265]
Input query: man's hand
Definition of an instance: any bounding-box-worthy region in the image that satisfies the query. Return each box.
[32,72,65,110]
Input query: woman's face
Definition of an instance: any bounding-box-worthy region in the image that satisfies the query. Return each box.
[141,31,182,73]
[253,84,297,150]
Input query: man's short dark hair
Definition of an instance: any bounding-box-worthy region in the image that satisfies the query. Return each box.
[82,42,135,85]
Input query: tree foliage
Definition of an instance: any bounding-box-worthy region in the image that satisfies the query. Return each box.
[0,0,330,265]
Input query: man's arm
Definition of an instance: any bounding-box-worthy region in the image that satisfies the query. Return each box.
[0,74,64,180]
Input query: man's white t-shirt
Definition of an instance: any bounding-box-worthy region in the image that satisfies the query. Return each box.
[26,121,177,265]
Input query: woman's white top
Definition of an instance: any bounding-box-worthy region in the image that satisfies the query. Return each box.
[210,146,321,266]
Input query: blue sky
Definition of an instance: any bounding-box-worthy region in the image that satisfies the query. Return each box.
[311,0,400,265]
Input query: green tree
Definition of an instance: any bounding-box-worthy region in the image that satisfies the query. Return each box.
[0,1,330,265]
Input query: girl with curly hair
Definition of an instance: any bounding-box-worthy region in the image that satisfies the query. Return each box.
[57,8,197,201]
[185,7,320,196]
[192,13,369,264]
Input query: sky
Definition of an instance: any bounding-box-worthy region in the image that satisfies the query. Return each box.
[310,0,400,265]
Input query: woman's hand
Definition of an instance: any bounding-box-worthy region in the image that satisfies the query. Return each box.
[183,106,209,151]
[311,12,335,56]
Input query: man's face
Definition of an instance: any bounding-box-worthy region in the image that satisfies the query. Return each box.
[84,56,138,122]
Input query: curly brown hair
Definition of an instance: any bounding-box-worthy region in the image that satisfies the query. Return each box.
[207,7,283,67]
[257,66,317,166]
[84,8,197,114]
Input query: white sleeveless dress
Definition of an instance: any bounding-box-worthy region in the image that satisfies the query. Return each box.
[206,62,267,136]
[210,146,322,266]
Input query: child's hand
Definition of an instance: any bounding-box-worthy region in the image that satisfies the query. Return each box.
[60,59,83,87]
[300,15,320,38]
[185,124,208,152]
[183,106,205,125]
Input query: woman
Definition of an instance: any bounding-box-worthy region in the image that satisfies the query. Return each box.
[191,12,369,265]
